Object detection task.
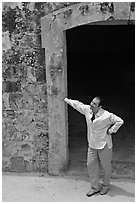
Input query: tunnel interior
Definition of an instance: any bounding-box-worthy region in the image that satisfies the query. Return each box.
[66,23,135,167]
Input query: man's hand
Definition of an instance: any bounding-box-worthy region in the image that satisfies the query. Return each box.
[107,128,113,135]
[64,97,68,102]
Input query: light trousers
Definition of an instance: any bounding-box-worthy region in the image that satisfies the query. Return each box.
[87,143,112,189]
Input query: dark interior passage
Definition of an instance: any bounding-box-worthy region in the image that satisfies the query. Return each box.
[66,24,135,169]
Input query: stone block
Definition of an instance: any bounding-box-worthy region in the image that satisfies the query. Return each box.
[17,91,34,110]
[16,111,34,131]
[4,81,21,93]
[9,93,23,110]
[2,31,12,52]
[36,67,46,82]
[3,110,17,120]
[2,66,15,80]
[2,157,11,171]
[2,93,10,109]
[26,83,36,95]
[25,160,34,172]
[27,66,36,82]
[10,156,26,172]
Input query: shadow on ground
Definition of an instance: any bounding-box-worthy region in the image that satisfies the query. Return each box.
[108,183,135,198]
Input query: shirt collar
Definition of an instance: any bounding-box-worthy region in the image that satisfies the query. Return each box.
[96,108,104,117]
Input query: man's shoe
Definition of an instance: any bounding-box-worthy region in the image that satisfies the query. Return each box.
[86,189,101,197]
[100,186,109,195]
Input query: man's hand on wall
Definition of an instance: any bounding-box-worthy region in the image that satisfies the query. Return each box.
[64,97,68,102]
[107,128,113,135]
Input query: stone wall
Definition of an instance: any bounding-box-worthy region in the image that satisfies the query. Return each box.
[2,2,77,172]
[2,2,135,173]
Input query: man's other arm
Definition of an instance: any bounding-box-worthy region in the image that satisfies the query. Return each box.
[108,113,124,134]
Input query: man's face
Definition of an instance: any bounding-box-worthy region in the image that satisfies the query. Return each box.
[90,97,101,113]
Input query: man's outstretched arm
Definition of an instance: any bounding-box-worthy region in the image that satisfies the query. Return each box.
[64,97,88,115]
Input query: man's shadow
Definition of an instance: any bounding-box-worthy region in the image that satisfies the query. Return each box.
[108,183,135,198]
[82,177,135,198]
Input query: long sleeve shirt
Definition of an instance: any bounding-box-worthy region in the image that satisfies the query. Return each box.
[64,98,124,149]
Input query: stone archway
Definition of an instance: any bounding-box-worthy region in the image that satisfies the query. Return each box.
[41,2,134,175]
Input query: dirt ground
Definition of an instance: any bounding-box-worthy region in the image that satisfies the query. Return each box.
[2,173,135,202]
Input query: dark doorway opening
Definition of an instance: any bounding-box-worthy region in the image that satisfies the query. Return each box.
[66,24,135,176]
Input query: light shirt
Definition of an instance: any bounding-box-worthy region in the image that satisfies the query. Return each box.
[64,98,124,149]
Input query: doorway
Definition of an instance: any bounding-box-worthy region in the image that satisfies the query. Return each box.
[41,2,134,175]
[66,24,135,175]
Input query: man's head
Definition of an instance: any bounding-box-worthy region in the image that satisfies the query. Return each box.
[90,96,102,114]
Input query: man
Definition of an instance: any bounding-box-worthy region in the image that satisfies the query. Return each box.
[64,96,124,196]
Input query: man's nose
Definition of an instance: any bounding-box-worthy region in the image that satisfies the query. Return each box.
[90,105,93,109]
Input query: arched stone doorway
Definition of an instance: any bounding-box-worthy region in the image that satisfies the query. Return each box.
[41,2,135,175]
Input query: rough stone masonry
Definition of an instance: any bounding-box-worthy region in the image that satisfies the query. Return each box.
[2,2,135,174]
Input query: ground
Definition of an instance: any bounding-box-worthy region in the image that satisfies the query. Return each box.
[2,173,135,202]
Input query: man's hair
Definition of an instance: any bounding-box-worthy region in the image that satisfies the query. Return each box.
[95,96,103,106]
